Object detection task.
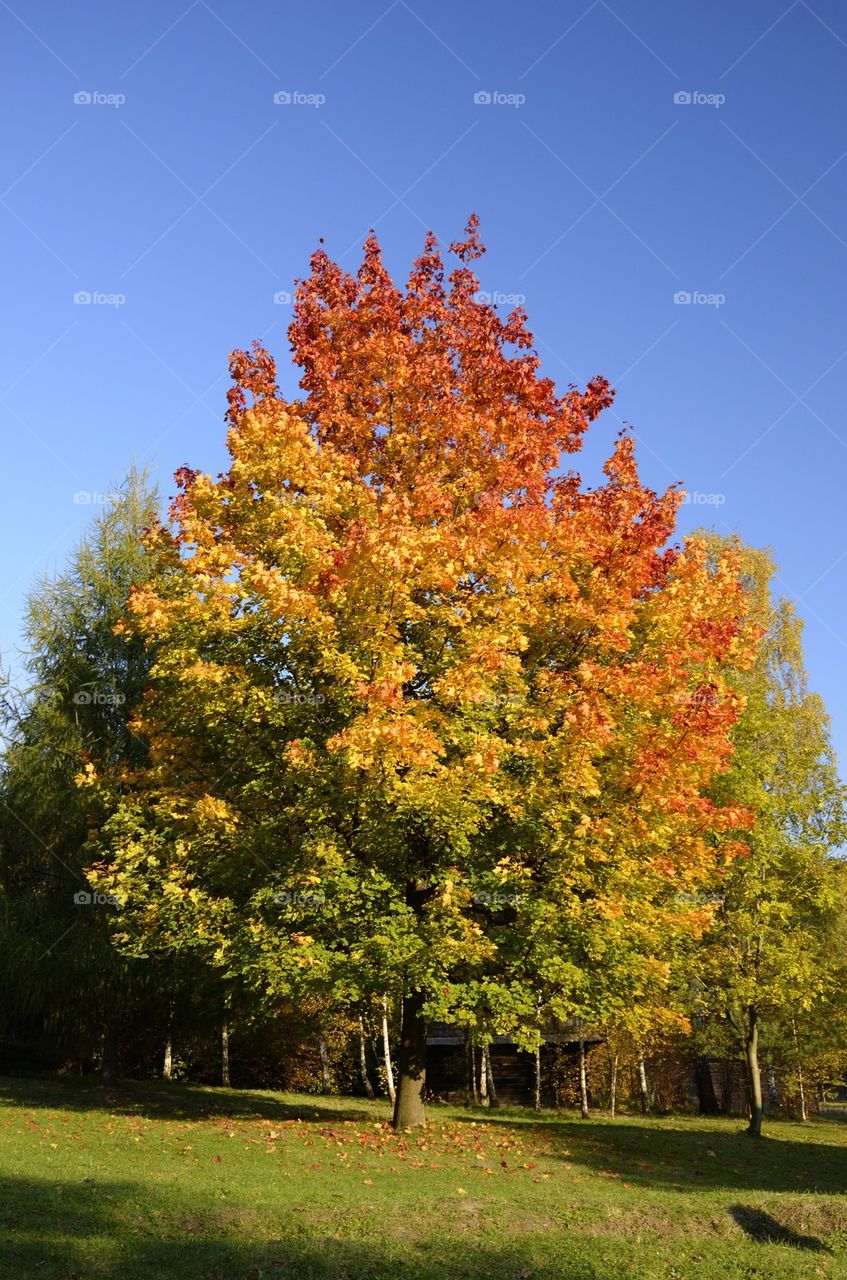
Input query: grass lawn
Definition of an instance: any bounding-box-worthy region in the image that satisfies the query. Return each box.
[0,1076,845,1279]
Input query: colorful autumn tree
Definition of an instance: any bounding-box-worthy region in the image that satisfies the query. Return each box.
[88,221,754,1127]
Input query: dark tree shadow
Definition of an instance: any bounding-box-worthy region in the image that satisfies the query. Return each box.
[0,1072,380,1124]
[730,1204,831,1252]
[450,1113,847,1195]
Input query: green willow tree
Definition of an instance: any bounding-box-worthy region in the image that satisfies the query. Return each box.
[696,536,846,1137]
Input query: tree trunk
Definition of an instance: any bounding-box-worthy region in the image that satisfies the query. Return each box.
[745,1008,763,1137]
[381,998,396,1106]
[318,1033,331,1094]
[485,1042,499,1108]
[534,1042,542,1112]
[578,1023,590,1118]
[101,1013,118,1086]
[358,1016,375,1099]
[221,1021,230,1087]
[163,1003,174,1081]
[392,989,427,1128]
[465,1030,474,1106]
[609,1050,619,1119]
[695,1056,720,1115]
[637,1050,650,1115]
[479,1042,489,1107]
[792,1016,808,1124]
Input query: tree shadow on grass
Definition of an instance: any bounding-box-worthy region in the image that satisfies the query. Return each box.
[450,1113,847,1195]
[0,1172,598,1280]
[729,1204,831,1252]
[0,1073,381,1124]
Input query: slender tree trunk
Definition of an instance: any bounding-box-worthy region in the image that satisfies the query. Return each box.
[221,1021,230,1087]
[637,1049,650,1115]
[318,1033,331,1094]
[792,1016,808,1124]
[465,1030,474,1106]
[480,1043,489,1107]
[392,989,427,1128]
[358,1016,375,1099]
[381,998,396,1106]
[609,1050,619,1119]
[797,1067,808,1124]
[163,1002,174,1081]
[578,1022,590,1118]
[745,1008,763,1137]
[534,1042,542,1112]
[485,1042,499,1108]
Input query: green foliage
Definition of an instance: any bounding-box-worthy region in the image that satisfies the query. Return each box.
[695,536,847,1067]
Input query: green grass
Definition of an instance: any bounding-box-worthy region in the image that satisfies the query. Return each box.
[1,1075,846,1279]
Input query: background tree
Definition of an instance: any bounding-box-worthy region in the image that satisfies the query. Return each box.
[0,470,164,1076]
[695,536,846,1136]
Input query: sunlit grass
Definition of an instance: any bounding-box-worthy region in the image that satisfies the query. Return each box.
[0,1075,845,1278]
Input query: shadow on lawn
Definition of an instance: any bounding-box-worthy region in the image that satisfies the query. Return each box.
[452,1113,847,1196]
[0,1073,380,1125]
[729,1205,831,1252]
[0,1173,594,1280]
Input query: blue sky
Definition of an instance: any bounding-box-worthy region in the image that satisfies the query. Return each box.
[2,0,847,769]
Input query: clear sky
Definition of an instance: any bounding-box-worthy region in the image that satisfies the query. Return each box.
[2,1,846,769]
